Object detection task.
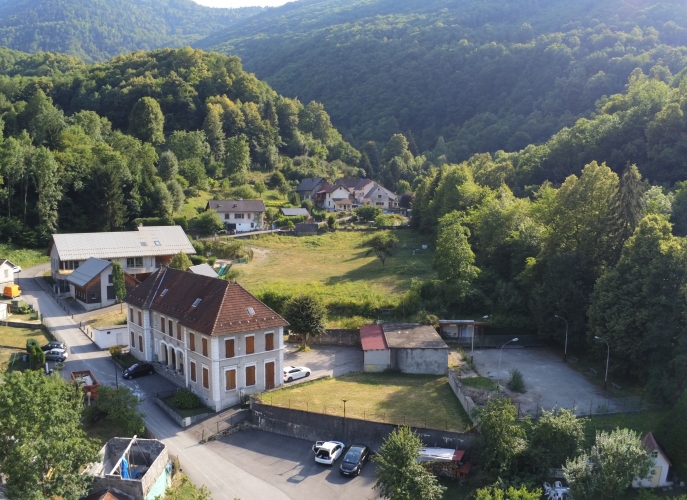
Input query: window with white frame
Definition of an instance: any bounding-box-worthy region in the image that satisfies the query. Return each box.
[235,213,245,219]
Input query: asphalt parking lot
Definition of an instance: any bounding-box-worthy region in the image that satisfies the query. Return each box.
[473,348,617,416]
[283,344,363,384]
[207,429,379,500]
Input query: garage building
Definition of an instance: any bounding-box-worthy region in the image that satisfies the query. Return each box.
[361,323,449,375]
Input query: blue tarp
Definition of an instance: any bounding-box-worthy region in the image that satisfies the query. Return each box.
[121,456,130,479]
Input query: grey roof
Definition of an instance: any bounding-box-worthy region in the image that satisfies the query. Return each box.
[335,178,372,190]
[281,208,310,217]
[382,323,449,349]
[296,177,325,191]
[188,263,219,278]
[66,257,111,287]
[364,185,397,200]
[51,226,195,261]
[206,200,266,212]
[0,260,15,268]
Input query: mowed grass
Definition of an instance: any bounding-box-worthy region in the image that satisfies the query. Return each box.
[237,230,435,308]
[85,310,127,328]
[0,243,49,269]
[262,372,471,432]
[0,325,50,373]
[177,189,215,221]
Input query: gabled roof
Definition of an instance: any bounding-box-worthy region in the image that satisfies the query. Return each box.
[642,432,672,465]
[50,226,195,261]
[335,178,371,190]
[206,200,266,212]
[188,263,218,278]
[0,259,15,268]
[66,257,111,287]
[281,208,310,217]
[296,177,326,191]
[360,324,387,351]
[124,267,288,336]
[364,185,397,200]
[321,184,350,194]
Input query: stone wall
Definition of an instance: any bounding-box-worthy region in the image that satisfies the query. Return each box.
[287,329,359,347]
[391,347,448,375]
[447,370,477,424]
[252,400,479,452]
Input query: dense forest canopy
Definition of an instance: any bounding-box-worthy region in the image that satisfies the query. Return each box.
[0,47,359,246]
[0,0,262,62]
[198,0,687,161]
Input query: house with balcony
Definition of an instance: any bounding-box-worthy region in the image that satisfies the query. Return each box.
[316,185,354,211]
[66,257,139,311]
[124,267,288,411]
[48,225,195,295]
[205,200,266,232]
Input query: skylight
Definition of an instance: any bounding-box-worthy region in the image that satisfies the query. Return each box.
[160,289,168,297]
[192,298,202,308]
[154,241,161,246]
[247,307,255,316]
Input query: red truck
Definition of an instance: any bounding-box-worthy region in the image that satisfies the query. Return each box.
[71,370,99,399]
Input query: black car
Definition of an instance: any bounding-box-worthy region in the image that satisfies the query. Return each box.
[123,363,154,379]
[339,444,370,477]
[41,341,66,352]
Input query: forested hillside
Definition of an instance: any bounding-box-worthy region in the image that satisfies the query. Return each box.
[0,0,262,62]
[0,47,359,246]
[200,0,687,161]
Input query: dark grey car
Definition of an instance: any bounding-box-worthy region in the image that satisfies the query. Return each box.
[41,341,66,352]
[339,445,370,477]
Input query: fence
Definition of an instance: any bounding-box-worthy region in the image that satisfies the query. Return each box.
[451,334,545,348]
[515,396,642,419]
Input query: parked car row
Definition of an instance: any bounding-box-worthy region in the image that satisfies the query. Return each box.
[311,441,371,476]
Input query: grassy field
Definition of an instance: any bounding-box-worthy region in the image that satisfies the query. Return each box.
[85,310,127,328]
[0,325,50,373]
[581,410,667,443]
[461,376,497,391]
[261,372,470,432]
[178,189,215,221]
[236,230,434,323]
[0,243,49,269]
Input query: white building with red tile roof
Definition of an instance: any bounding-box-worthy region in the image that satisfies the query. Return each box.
[124,267,288,411]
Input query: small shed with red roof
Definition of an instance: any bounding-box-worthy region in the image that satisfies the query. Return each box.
[632,432,674,488]
[360,324,390,372]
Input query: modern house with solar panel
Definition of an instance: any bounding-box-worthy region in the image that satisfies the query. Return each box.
[48,225,196,296]
[124,267,288,411]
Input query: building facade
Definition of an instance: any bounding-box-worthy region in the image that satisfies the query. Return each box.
[205,200,266,232]
[49,226,196,294]
[124,267,288,411]
[0,260,16,286]
[66,258,138,311]
[296,177,328,200]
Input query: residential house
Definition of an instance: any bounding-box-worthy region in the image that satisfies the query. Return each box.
[633,433,674,488]
[49,226,195,295]
[66,257,138,311]
[124,267,288,411]
[438,319,487,340]
[205,200,266,232]
[296,177,328,200]
[335,178,376,205]
[316,185,354,211]
[188,263,218,278]
[363,184,398,210]
[360,323,448,375]
[0,259,17,286]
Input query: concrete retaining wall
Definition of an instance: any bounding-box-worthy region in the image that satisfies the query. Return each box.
[154,397,213,428]
[448,370,477,424]
[287,329,359,347]
[391,347,448,375]
[252,401,479,452]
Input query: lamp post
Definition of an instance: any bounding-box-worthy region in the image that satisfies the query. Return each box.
[595,336,610,391]
[342,399,348,419]
[554,315,569,362]
[497,338,519,390]
[472,315,488,363]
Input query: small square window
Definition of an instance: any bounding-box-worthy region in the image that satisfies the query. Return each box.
[247,307,255,316]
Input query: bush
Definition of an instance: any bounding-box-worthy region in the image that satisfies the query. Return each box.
[87,386,145,436]
[338,316,372,330]
[26,338,40,351]
[172,390,201,410]
[14,301,32,314]
[507,368,525,393]
[173,216,188,230]
[189,255,205,265]
[206,256,217,266]
[355,205,382,221]
[109,345,123,358]
[193,211,223,236]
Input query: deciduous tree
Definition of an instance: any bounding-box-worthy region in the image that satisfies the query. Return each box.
[473,396,526,474]
[111,261,126,304]
[367,231,398,267]
[129,97,165,145]
[169,252,193,270]
[283,294,326,350]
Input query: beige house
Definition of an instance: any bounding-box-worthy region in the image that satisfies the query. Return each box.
[363,185,398,209]
[48,226,196,294]
[317,185,354,211]
[124,267,288,411]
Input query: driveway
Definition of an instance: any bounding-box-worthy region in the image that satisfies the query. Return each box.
[283,344,363,384]
[207,429,380,500]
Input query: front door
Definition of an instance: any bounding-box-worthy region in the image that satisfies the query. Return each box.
[651,466,662,487]
[265,361,275,390]
[116,331,123,346]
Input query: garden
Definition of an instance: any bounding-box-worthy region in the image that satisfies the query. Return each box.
[0,325,50,373]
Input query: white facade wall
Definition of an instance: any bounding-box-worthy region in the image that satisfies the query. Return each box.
[364,349,390,372]
[633,452,672,488]
[0,262,14,285]
[93,326,129,350]
[219,212,264,232]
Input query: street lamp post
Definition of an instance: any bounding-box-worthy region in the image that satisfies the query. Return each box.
[472,315,488,363]
[554,315,569,362]
[342,399,348,419]
[497,338,519,389]
[595,336,610,391]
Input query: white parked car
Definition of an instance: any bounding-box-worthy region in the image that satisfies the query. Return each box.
[283,366,311,382]
[12,265,21,273]
[312,441,345,465]
[44,348,68,361]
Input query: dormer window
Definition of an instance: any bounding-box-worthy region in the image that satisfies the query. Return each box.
[192,298,202,308]
[140,241,148,246]
[160,289,168,297]
[247,307,255,316]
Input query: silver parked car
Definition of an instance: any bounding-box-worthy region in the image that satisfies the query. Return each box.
[44,348,68,361]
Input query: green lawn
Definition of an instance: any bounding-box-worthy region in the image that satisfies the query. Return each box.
[0,243,49,269]
[581,410,668,443]
[0,325,50,373]
[262,372,471,432]
[236,230,435,324]
[85,310,127,328]
[177,189,215,221]
[460,376,497,391]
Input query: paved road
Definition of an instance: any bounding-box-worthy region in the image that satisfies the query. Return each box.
[16,266,292,500]
[283,344,363,385]
[207,429,379,500]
